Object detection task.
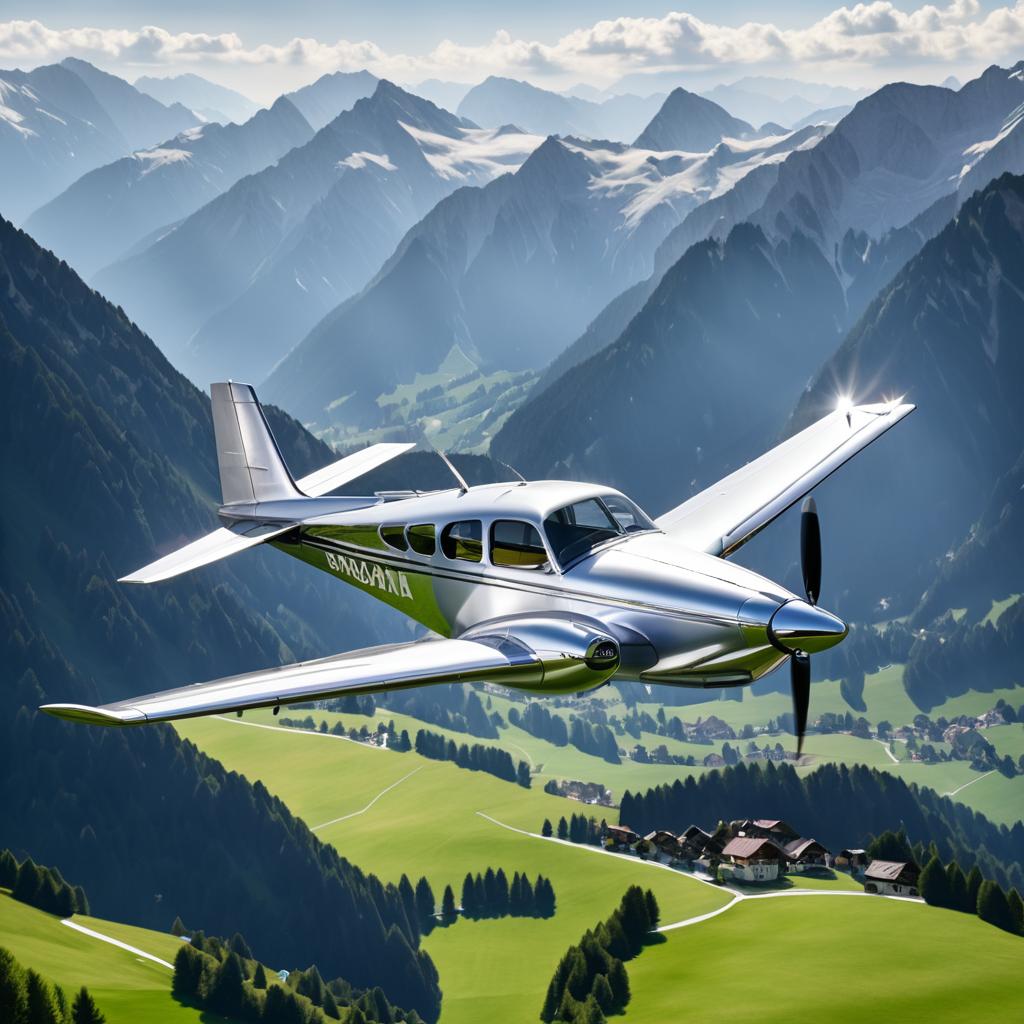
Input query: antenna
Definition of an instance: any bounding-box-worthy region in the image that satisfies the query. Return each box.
[496,459,529,486]
[428,442,470,494]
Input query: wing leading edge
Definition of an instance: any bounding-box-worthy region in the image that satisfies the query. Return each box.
[39,615,622,726]
[656,400,915,556]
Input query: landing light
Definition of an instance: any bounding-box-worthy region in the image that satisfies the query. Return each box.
[836,394,853,426]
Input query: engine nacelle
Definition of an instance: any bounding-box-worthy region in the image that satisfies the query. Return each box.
[462,614,620,695]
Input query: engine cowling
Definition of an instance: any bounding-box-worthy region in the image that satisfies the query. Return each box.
[462,615,620,695]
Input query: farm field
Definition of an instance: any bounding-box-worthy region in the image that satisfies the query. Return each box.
[176,715,734,1024]
[0,891,204,1024]
[624,895,1022,1022]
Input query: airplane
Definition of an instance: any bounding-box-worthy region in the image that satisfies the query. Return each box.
[42,381,914,752]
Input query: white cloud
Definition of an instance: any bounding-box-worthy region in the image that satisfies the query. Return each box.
[1,4,1022,91]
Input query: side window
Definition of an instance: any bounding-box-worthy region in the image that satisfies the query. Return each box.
[491,520,548,569]
[440,520,483,562]
[406,523,436,556]
[380,525,408,551]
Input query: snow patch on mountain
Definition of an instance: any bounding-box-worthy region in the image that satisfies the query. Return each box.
[399,121,544,183]
[340,151,397,171]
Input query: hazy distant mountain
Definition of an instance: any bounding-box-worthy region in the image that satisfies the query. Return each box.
[633,87,752,150]
[135,72,259,123]
[942,75,962,91]
[412,78,474,111]
[700,77,867,128]
[95,81,539,381]
[285,69,379,129]
[790,105,853,129]
[458,75,665,142]
[262,125,819,437]
[58,58,198,149]
[742,63,1024,254]
[26,96,313,278]
[0,60,199,222]
[181,87,542,385]
[492,222,847,506]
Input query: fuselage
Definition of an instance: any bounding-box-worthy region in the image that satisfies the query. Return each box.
[261,479,844,694]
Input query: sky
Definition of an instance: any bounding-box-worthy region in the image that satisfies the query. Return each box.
[2,2,1021,103]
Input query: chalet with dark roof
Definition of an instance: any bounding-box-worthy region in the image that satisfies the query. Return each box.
[783,838,831,871]
[721,836,786,882]
[864,860,920,897]
[604,824,639,850]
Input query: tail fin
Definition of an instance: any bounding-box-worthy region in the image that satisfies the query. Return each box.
[211,382,301,506]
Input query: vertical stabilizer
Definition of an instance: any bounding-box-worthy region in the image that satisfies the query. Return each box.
[211,382,301,506]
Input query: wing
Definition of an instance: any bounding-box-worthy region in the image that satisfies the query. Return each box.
[656,400,915,556]
[39,616,619,726]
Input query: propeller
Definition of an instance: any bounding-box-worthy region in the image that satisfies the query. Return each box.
[792,497,822,756]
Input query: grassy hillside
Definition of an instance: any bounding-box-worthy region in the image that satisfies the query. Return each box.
[0,891,206,1024]
[176,715,733,1024]
[625,895,1021,1022]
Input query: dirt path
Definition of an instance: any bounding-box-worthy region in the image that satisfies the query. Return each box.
[311,766,424,830]
[61,919,174,969]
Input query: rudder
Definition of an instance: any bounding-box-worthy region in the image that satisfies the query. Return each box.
[211,381,300,506]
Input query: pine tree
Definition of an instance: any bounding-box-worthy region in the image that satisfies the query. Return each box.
[170,916,187,937]
[322,988,341,1019]
[415,877,436,930]
[461,873,476,918]
[441,885,457,924]
[252,963,267,989]
[228,932,252,960]
[946,862,970,912]
[71,987,105,1024]
[483,868,497,914]
[607,958,630,1010]
[643,889,660,930]
[25,968,60,1024]
[1007,888,1024,934]
[207,952,246,1018]
[494,868,510,915]
[966,865,983,911]
[579,994,606,1024]
[557,817,569,840]
[399,875,419,933]
[977,880,1016,932]
[0,947,28,1024]
[919,855,951,908]
[517,761,531,788]
[590,973,614,1014]
[0,849,19,888]
[542,819,553,838]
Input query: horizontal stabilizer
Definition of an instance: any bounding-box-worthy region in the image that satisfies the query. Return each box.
[295,442,415,497]
[118,522,294,584]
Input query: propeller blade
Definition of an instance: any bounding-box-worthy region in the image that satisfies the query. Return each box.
[791,653,811,756]
[800,497,822,606]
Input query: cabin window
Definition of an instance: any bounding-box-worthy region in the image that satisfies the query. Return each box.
[380,525,409,551]
[440,520,483,562]
[406,523,436,556]
[490,520,548,569]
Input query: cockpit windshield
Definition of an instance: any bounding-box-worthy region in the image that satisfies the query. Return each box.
[543,494,656,568]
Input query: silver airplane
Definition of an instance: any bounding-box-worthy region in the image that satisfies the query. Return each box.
[42,382,914,751]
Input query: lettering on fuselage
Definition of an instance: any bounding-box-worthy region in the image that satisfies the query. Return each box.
[324,550,413,601]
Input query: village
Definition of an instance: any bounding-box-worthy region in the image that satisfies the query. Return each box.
[599,817,921,898]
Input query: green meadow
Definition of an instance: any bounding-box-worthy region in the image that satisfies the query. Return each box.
[0,891,206,1024]
[624,896,1022,1023]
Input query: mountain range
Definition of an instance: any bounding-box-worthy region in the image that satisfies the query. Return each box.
[285,69,380,129]
[92,81,543,384]
[134,71,260,124]
[261,120,828,440]
[0,58,199,222]
[25,96,314,278]
[633,86,754,149]
[457,75,666,141]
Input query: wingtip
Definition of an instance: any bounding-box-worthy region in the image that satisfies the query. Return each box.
[40,703,144,726]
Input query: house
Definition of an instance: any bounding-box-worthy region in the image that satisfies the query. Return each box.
[733,819,800,843]
[677,825,724,862]
[863,860,920,897]
[784,838,831,871]
[604,825,639,850]
[703,753,726,767]
[644,830,682,860]
[720,837,786,882]
[835,849,869,871]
